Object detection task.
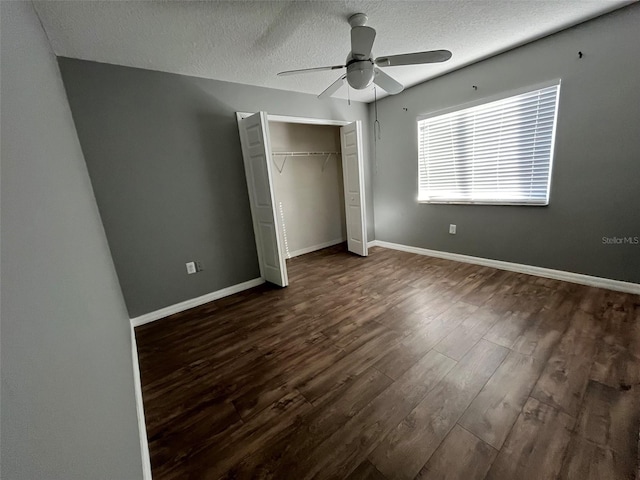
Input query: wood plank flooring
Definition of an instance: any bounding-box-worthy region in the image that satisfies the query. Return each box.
[135,244,640,480]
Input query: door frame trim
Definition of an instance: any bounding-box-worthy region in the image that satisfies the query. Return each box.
[237,112,351,127]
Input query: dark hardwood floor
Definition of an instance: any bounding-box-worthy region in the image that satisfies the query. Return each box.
[135,244,640,480]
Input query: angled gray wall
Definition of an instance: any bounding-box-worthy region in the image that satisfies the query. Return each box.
[0,2,143,478]
[370,4,640,284]
[58,58,371,317]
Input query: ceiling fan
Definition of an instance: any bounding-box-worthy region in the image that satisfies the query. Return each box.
[277,13,452,99]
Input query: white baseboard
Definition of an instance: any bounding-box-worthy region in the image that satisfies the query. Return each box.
[130,277,265,327]
[373,240,640,295]
[287,238,346,259]
[367,240,378,249]
[131,326,152,480]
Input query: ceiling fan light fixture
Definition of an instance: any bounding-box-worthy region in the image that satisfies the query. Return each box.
[346,60,374,89]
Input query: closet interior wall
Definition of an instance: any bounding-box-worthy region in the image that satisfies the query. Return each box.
[268,122,346,258]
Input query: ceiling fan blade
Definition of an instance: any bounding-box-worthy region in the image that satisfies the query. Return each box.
[318,75,347,99]
[375,49,452,67]
[351,26,376,59]
[373,68,404,95]
[277,65,345,76]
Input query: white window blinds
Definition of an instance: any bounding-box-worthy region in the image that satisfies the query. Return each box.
[418,83,560,205]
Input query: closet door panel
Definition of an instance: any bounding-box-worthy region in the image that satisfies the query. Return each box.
[340,121,368,257]
[238,112,288,287]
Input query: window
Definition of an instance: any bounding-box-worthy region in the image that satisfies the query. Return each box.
[417,82,560,205]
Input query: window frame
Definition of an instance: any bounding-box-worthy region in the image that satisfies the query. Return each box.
[416,79,561,207]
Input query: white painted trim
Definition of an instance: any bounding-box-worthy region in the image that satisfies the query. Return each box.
[367,240,379,249]
[237,111,351,126]
[130,278,265,327]
[131,326,152,480]
[287,238,345,259]
[374,240,640,295]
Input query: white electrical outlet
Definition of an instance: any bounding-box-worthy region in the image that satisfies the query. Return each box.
[186,262,196,274]
[449,224,457,234]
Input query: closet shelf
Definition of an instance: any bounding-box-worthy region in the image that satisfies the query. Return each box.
[271,151,341,174]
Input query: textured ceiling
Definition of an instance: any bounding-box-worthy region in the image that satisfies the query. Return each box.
[34,0,631,103]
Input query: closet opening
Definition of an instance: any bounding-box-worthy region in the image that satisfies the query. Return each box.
[268,121,347,260]
[237,111,368,288]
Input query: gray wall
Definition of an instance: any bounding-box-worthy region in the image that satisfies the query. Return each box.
[370,4,640,284]
[0,2,143,479]
[58,58,371,317]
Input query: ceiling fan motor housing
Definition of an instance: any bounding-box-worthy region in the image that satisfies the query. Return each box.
[346,59,375,90]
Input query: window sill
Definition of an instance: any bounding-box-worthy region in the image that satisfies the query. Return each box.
[418,200,549,206]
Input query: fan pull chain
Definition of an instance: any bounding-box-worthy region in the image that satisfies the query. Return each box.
[373,87,381,175]
[374,86,381,140]
[347,84,351,106]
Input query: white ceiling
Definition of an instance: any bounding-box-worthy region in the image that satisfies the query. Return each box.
[34,0,631,103]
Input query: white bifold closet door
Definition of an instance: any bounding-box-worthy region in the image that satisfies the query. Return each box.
[238,112,288,287]
[340,121,368,257]
[238,113,368,288]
